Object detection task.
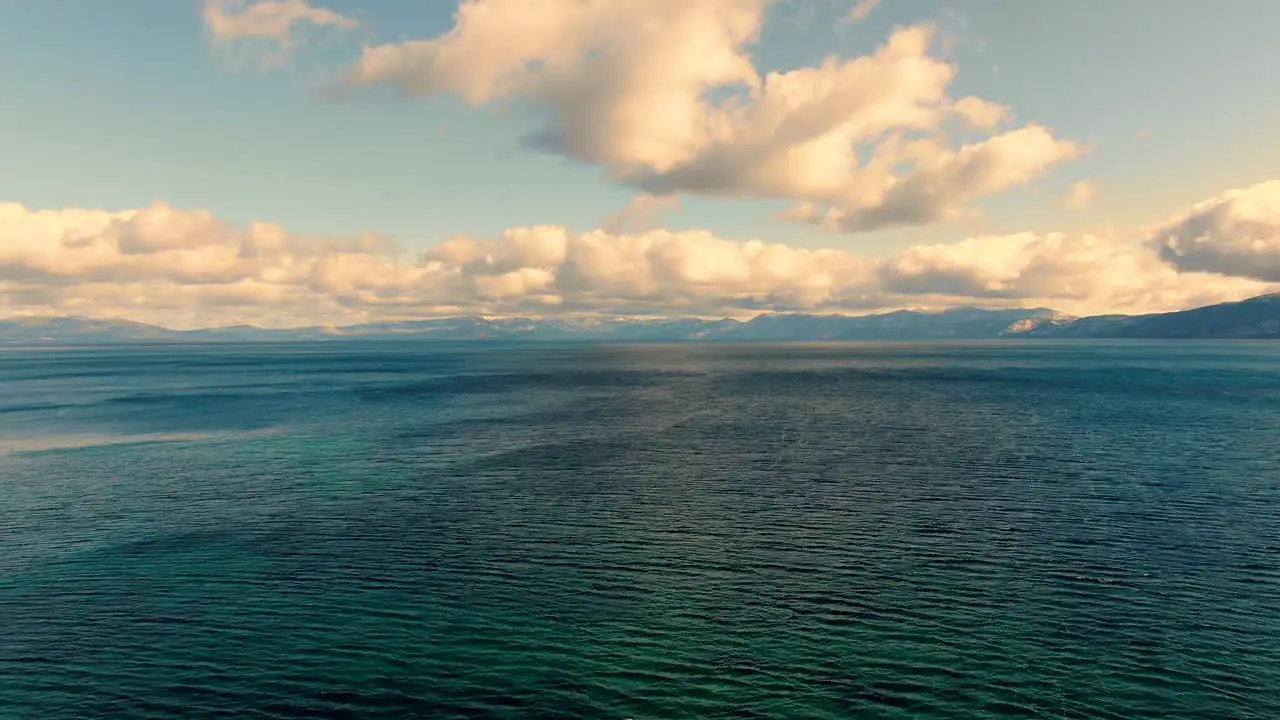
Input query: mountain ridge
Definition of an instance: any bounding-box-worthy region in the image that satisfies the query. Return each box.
[2,294,1278,345]
[1008,293,1280,339]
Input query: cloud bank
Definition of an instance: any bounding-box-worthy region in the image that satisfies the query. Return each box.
[2,182,1277,328]
[342,0,1081,232]
[1152,181,1280,282]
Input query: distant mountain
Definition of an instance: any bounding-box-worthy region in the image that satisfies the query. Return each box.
[724,307,1065,341]
[0,308,1055,345]
[1008,294,1280,339]
[179,325,301,342]
[2,295,1276,345]
[294,316,751,341]
[0,317,181,345]
[286,317,743,341]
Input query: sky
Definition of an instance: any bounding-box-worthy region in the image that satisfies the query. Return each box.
[1,0,1278,328]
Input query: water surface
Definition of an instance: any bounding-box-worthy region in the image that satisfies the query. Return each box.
[1,342,1278,719]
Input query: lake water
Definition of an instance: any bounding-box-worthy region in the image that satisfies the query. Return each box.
[1,342,1278,719]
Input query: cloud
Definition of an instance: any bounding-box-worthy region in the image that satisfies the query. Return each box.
[0,200,406,328]
[600,194,682,234]
[801,124,1083,232]
[2,182,1277,327]
[843,0,880,23]
[1151,180,1280,282]
[880,231,1268,313]
[952,96,1010,131]
[203,0,358,49]
[341,1,1080,233]
[1061,180,1097,209]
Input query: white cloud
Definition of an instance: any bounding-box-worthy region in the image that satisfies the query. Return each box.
[203,0,358,49]
[2,182,1277,327]
[952,96,1010,131]
[1062,180,1097,209]
[844,0,881,23]
[342,1,1080,232]
[802,124,1083,232]
[1151,180,1280,282]
[600,194,682,234]
[880,230,1269,314]
[420,224,879,314]
[0,200,410,327]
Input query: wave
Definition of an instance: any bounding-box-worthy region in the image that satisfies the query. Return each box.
[0,428,283,455]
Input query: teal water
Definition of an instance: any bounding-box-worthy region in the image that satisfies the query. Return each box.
[1,342,1278,719]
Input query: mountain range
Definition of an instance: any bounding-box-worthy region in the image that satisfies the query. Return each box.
[2,294,1278,346]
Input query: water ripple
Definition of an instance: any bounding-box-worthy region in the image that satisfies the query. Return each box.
[1,342,1278,719]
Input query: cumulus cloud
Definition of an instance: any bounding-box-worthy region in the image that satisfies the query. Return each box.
[419,224,878,314]
[952,96,1010,131]
[1061,180,1097,209]
[3,182,1278,327]
[203,0,358,49]
[1,199,874,325]
[0,201,407,328]
[342,0,1080,232]
[1150,180,1280,282]
[798,124,1083,231]
[881,231,1269,313]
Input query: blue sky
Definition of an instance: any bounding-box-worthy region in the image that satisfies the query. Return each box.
[0,1,1277,326]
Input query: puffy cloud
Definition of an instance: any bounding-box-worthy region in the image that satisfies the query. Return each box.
[342,1,1080,232]
[1151,180,1280,282]
[881,231,1269,314]
[952,96,1010,131]
[203,0,358,49]
[803,124,1083,232]
[421,225,877,313]
[1062,180,1097,209]
[2,182,1277,327]
[0,201,416,328]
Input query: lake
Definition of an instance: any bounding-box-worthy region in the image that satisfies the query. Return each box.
[2,342,1278,719]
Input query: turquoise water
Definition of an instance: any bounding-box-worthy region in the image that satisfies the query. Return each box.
[1,342,1278,719]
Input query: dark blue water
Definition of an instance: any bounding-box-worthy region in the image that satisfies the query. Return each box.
[2,342,1278,719]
